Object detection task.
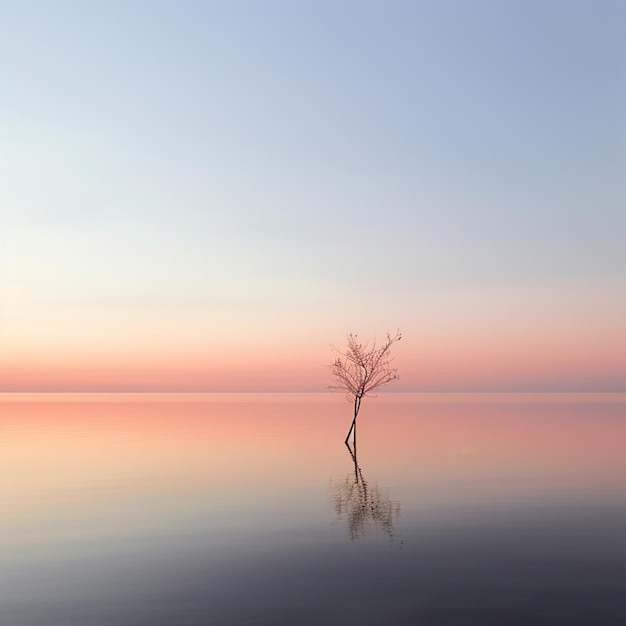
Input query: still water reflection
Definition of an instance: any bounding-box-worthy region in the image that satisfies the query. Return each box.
[331,438,401,542]
[1,393,625,625]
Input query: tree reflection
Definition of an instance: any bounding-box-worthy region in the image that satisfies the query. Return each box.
[330,428,401,542]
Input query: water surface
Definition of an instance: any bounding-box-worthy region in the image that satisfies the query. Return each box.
[2,393,625,625]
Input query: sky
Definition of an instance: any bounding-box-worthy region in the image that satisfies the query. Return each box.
[1,0,624,392]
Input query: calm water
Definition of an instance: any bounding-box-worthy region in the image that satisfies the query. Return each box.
[1,393,625,625]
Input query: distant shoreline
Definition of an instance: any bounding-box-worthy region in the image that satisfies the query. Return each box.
[1,391,625,404]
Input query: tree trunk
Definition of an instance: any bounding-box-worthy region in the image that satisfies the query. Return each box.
[345,396,361,444]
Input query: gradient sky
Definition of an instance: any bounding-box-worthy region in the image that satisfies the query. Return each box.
[1,0,624,391]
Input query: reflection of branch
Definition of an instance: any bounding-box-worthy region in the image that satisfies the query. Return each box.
[330,433,401,542]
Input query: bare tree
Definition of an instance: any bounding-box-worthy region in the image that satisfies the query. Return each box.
[329,330,401,443]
